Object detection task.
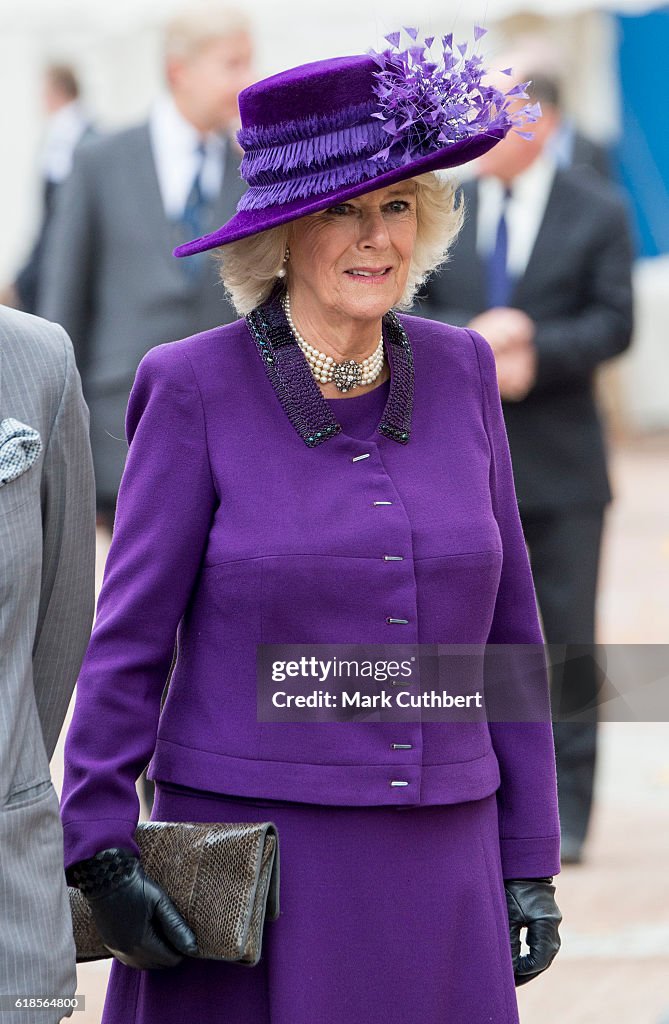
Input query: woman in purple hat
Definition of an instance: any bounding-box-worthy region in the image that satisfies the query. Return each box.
[61,28,561,1024]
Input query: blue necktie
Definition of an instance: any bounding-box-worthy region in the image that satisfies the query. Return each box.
[180,141,208,279]
[486,185,513,308]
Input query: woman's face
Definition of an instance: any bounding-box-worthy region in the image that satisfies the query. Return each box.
[286,181,418,328]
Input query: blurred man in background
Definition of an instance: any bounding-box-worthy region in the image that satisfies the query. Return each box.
[418,66,634,864]
[1,64,96,315]
[38,5,254,535]
[500,33,613,180]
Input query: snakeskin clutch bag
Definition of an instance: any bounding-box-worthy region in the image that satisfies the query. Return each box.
[69,820,280,966]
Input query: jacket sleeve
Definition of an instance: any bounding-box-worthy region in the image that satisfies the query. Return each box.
[32,325,96,761]
[59,343,217,870]
[530,192,634,390]
[468,328,561,878]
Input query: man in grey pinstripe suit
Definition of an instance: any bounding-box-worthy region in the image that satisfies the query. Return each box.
[0,306,96,1023]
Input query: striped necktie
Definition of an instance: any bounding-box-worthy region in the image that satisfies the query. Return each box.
[180,140,208,279]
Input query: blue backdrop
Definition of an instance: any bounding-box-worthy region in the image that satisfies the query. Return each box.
[614,8,669,257]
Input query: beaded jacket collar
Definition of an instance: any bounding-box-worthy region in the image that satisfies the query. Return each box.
[245,285,414,448]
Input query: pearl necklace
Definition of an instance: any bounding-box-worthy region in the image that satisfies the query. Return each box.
[282,292,385,393]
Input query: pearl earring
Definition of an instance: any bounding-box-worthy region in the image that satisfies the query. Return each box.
[278,245,290,278]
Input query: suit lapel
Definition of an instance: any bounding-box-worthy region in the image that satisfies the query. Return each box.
[132,126,245,276]
[509,169,570,307]
[461,183,488,312]
[132,125,181,269]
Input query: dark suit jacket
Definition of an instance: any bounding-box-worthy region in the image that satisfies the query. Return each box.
[572,132,612,180]
[37,123,245,500]
[15,125,98,314]
[416,166,634,512]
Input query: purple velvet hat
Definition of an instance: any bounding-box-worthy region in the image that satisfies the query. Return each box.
[174,27,538,257]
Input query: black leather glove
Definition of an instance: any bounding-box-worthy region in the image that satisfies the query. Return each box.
[504,876,562,986]
[67,847,198,970]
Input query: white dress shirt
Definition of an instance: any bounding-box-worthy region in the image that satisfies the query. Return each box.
[476,151,557,282]
[148,93,226,220]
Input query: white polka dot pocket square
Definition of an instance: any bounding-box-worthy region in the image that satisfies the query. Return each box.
[0,417,42,486]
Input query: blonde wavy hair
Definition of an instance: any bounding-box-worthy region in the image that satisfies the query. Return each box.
[215,171,464,316]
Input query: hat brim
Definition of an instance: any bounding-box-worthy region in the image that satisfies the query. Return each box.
[173,127,506,258]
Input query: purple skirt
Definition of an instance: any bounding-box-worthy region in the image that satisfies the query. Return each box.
[100,782,519,1024]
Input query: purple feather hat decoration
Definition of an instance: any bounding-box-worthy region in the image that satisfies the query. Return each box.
[174,26,539,257]
[368,26,539,165]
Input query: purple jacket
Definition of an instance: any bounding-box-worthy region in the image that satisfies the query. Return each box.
[60,296,560,879]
